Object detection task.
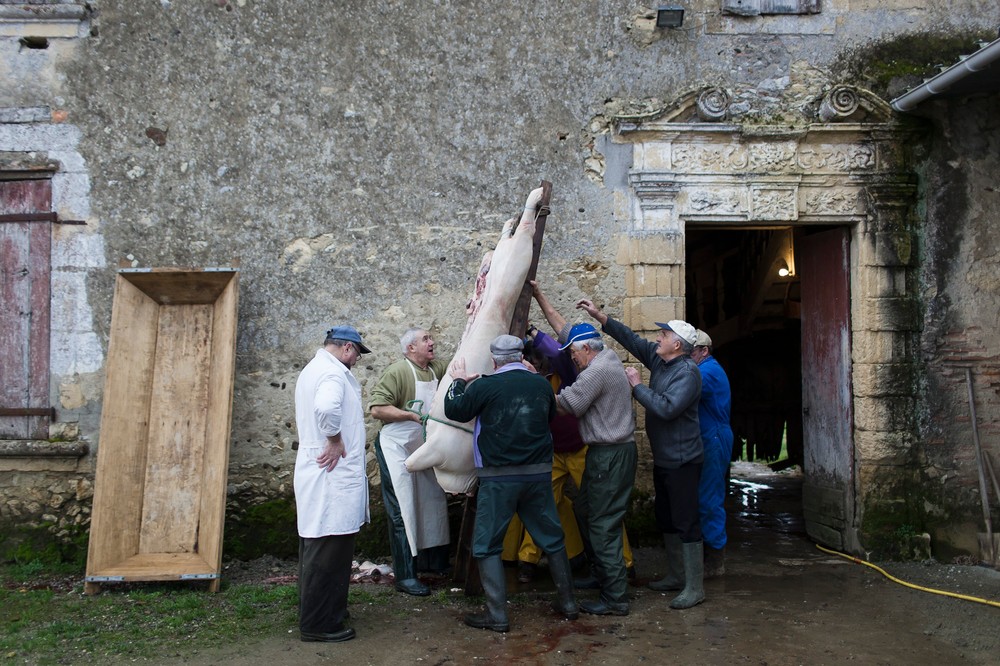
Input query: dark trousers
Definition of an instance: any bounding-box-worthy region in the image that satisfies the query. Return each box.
[299,533,355,634]
[575,441,637,604]
[472,478,566,559]
[653,461,703,543]
[373,434,449,578]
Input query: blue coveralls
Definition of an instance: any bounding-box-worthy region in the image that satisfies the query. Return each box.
[696,355,734,550]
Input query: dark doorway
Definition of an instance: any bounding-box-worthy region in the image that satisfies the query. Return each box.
[685,226,804,467]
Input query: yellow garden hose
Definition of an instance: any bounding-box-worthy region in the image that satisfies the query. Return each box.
[815,543,1000,609]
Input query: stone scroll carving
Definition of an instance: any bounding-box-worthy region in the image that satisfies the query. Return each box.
[819,86,860,122]
[696,87,731,122]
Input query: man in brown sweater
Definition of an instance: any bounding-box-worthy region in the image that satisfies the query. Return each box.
[555,323,636,616]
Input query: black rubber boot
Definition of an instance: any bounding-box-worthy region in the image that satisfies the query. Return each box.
[648,533,683,592]
[547,549,579,620]
[465,556,510,632]
[704,545,726,579]
[670,541,705,609]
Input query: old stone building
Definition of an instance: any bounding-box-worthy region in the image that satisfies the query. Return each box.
[2,1,998,563]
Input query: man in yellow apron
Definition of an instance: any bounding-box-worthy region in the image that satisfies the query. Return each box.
[370,327,451,596]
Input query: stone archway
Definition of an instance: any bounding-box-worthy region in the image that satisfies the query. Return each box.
[609,85,922,554]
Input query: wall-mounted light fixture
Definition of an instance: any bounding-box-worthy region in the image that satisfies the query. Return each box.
[656,5,685,28]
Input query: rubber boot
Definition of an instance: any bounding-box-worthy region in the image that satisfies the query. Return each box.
[547,549,579,620]
[465,556,510,632]
[670,541,705,609]
[647,533,683,592]
[704,545,726,579]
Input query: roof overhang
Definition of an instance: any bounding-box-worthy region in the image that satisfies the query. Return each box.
[890,34,1000,112]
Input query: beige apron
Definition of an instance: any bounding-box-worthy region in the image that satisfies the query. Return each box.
[379,359,450,556]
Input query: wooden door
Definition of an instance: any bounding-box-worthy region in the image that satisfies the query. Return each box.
[0,180,52,439]
[799,226,855,549]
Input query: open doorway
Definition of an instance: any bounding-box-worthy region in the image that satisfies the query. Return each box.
[686,225,856,547]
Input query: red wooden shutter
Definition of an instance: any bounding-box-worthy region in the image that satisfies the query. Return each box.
[0,179,52,439]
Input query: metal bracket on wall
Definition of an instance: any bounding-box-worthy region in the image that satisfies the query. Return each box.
[0,212,85,225]
[0,407,56,418]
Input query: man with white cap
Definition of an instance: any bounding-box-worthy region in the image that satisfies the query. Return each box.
[691,330,733,578]
[444,334,578,633]
[576,300,706,610]
[553,321,636,616]
[293,325,372,642]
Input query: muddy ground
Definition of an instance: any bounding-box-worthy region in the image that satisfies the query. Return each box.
[173,463,1000,665]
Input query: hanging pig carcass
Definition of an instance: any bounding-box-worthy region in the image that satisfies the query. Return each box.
[404,187,544,493]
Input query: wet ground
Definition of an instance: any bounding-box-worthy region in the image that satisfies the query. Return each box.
[172,463,1000,665]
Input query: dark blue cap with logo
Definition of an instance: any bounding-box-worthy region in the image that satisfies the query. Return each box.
[559,322,601,350]
[325,325,371,354]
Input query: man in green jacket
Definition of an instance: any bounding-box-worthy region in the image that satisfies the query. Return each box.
[444,335,578,633]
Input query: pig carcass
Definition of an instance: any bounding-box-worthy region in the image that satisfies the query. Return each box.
[404,187,544,494]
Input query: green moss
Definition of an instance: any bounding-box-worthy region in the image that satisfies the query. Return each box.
[224,498,299,560]
[0,521,88,566]
[858,472,929,560]
[833,31,996,98]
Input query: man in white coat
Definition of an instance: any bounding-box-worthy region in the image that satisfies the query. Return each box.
[293,325,371,643]
[370,327,451,596]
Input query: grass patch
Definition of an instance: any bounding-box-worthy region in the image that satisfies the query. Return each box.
[0,562,302,665]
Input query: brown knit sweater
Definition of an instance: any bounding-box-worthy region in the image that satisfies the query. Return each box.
[556,348,635,445]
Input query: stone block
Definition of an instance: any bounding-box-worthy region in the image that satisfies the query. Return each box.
[854,430,914,465]
[623,296,684,331]
[852,362,918,397]
[852,330,912,364]
[861,296,920,332]
[858,230,916,268]
[616,234,685,266]
[856,265,909,300]
[854,395,916,433]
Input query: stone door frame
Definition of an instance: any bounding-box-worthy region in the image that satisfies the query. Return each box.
[611,86,922,554]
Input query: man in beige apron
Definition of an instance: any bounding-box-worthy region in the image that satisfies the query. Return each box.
[370,327,451,596]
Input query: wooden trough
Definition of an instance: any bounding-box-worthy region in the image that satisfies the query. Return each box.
[84,267,239,594]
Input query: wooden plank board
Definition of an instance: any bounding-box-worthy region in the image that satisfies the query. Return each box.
[122,269,236,305]
[198,275,239,588]
[86,277,160,573]
[139,304,213,554]
[88,552,216,578]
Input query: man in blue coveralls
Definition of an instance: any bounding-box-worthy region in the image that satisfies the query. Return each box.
[691,330,733,578]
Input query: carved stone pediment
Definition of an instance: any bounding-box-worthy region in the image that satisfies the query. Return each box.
[816,85,895,123]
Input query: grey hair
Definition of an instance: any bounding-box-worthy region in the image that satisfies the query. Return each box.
[325,337,354,350]
[399,327,425,354]
[679,338,694,355]
[492,351,523,366]
[572,338,605,353]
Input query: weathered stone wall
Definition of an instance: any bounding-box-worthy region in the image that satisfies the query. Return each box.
[915,93,1000,557]
[3,1,1000,559]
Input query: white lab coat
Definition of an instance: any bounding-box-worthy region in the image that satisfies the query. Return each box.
[293,348,370,538]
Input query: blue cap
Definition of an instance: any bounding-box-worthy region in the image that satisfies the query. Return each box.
[325,325,371,354]
[559,323,601,350]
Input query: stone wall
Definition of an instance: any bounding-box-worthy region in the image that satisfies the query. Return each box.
[915,93,1000,557]
[3,1,1000,559]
